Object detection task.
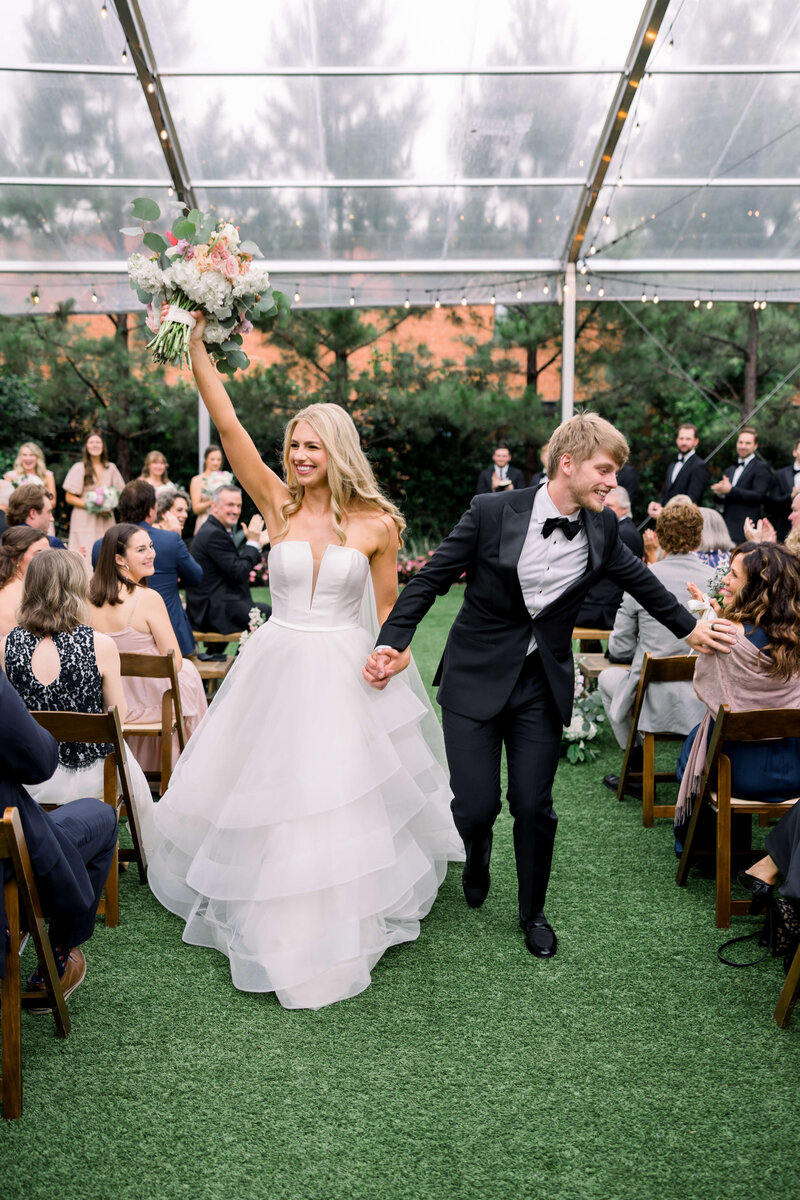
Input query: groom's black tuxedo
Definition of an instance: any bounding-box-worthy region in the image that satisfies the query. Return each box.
[379,488,694,726]
[378,487,695,922]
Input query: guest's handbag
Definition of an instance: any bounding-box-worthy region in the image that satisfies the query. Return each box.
[717,895,800,971]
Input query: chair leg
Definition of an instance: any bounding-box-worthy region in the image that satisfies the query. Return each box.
[642,734,655,828]
[774,943,800,1028]
[1,881,22,1119]
[676,787,706,887]
[715,758,732,929]
[103,840,120,928]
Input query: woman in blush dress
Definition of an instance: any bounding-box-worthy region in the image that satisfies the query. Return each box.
[63,431,124,559]
[0,526,49,637]
[146,309,463,1011]
[87,524,207,778]
[139,450,173,493]
[3,442,58,534]
[190,444,230,535]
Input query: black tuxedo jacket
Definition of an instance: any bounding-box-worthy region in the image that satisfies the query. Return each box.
[769,464,797,539]
[576,515,644,630]
[185,514,262,634]
[0,673,100,979]
[720,458,774,543]
[378,489,694,725]
[659,454,709,506]
[475,465,525,495]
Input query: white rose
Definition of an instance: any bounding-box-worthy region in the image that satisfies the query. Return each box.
[128,252,165,295]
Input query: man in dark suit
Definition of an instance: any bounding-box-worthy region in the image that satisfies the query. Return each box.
[185,484,270,635]
[576,486,643,631]
[6,482,66,548]
[364,414,733,960]
[710,426,774,543]
[92,480,203,656]
[476,445,525,495]
[647,423,709,520]
[768,436,800,540]
[0,671,117,1002]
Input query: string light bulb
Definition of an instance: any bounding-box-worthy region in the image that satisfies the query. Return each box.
[461,295,468,306]
[100,2,108,17]
[490,294,496,306]
[403,296,410,309]
[167,185,174,197]
[31,287,40,305]
[543,283,550,296]
[693,298,701,308]
[515,288,522,300]
[641,292,647,303]
[159,129,168,141]
[293,286,300,304]
[760,299,767,309]
[91,288,99,304]
[585,283,591,293]
[434,297,441,309]
[147,80,156,94]
[579,261,587,275]
[598,287,605,297]
[706,299,713,309]
[753,300,760,310]
[121,45,128,64]
[653,294,659,304]
[349,295,356,307]
[602,213,611,225]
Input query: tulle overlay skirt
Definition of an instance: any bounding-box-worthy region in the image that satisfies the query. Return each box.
[147,619,463,1009]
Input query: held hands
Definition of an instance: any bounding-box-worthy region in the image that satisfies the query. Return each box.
[686,618,737,656]
[362,646,411,690]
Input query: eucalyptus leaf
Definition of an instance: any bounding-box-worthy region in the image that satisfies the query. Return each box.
[131,197,161,222]
[226,350,250,370]
[239,240,262,256]
[187,209,203,225]
[171,218,197,240]
[143,232,168,254]
[215,358,234,376]
[220,336,243,351]
[120,227,143,237]
[136,287,152,305]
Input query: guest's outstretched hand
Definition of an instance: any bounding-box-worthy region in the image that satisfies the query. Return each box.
[363,647,411,690]
[686,617,737,656]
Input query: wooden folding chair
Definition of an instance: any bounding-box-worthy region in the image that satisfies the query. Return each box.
[191,630,242,699]
[1,807,70,1119]
[119,650,186,795]
[676,705,800,928]
[30,707,146,928]
[572,626,613,652]
[775,941,800,1028]
[616,652,698,826]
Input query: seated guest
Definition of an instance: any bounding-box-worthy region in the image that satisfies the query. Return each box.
[185,484,270,635]
[0,527,49,637]
[600,503,709,794]
[696,506,733,571]
[92,479,202,656]
[89,524,207,777]
[6,481,66,548]
[154,486,190,534]
[767,435,800,540]
[576,486,643,631]
[1,549,156,854]
[0,667,117,1005]
[675,543,800,847]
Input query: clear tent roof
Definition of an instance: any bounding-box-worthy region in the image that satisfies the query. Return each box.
[1,0,799,313]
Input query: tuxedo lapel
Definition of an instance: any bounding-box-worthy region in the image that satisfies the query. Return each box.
[499,493,535,572]
[583,508,605,571]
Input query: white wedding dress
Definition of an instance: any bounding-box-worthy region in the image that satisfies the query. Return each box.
[148,540,464,1009]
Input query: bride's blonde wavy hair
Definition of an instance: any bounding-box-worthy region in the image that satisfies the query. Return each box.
[277,403,405,546]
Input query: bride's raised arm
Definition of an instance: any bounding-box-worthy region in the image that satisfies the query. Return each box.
[184,310,288,524]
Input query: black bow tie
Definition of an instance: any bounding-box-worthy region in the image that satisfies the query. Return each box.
[737,458,747,466]
[541,515,581,540]
[676,455,685,463]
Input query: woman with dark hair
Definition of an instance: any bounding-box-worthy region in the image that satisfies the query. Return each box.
[189,444,230,533]
[1,549,156,849]
[675,543,800,847]
[155,487,190,533]
[0,526,49,636]
[63,430,124,559]
[139,450,172,492]
[88,524,206,776]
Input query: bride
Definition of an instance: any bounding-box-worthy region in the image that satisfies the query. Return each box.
[147,311,464,1009]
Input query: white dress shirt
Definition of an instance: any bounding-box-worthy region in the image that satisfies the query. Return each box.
[670,447,695,485]
[731,453,754,487]
[517,485,589,653]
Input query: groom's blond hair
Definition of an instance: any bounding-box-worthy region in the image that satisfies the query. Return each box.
[546,412,629,478]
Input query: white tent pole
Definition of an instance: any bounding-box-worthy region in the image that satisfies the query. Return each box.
[561,264,576,423]
[198,392,210,474]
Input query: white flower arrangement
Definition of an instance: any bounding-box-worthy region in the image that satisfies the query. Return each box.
[84,485,119,516]
[123,197,289,373]
[562,661,606,764]
[239,606,268,648]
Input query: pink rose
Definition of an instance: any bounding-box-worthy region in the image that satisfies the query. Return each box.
[209,250,223,270]
[223,257,239,279]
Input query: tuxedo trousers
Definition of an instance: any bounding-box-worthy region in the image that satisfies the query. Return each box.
[441,650,562,922]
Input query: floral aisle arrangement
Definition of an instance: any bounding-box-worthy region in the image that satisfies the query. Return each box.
[84,485,119,516]
[562,664,606,764]
[124,197,289,374]
[239,606,268,648]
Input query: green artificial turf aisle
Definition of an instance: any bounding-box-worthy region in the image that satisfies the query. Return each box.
[4,590,799,1199]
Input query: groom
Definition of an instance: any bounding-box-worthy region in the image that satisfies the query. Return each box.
[363,413,734,959]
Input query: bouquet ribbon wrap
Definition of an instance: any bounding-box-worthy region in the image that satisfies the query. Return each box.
[166,306,196,329]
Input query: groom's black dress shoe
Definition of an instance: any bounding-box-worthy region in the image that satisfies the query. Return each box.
[522,916,558,959]
[462,866,490,909]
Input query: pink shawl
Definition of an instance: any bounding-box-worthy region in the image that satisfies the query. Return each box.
[675,632,800,824]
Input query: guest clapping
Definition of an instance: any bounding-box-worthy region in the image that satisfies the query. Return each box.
[0,526,49,636]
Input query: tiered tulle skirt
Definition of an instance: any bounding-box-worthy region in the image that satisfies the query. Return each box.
[147,620,463,1009]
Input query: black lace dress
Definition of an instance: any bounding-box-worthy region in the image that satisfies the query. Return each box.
[4,625,111,770]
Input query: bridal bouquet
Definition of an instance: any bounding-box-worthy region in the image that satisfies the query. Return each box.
[85,485,119,516]
[124,197,289,374]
